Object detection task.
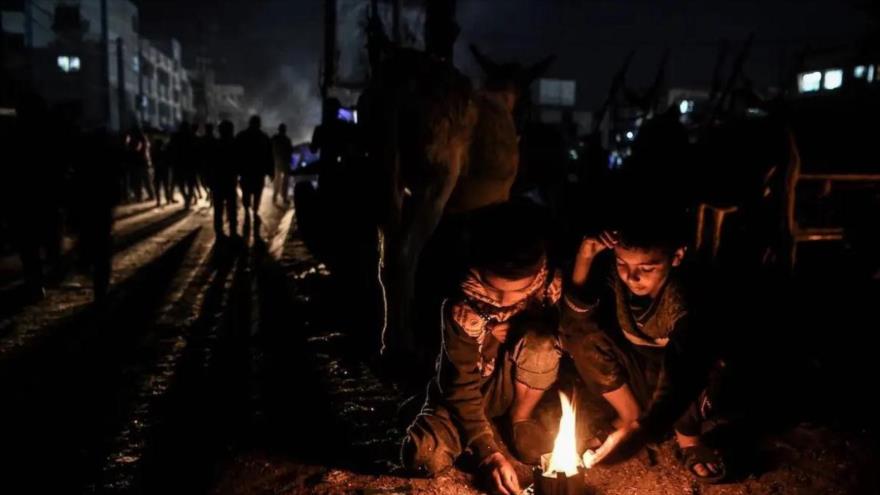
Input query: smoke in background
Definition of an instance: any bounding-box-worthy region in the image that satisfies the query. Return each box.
[336,0,426,87]
[244,63,322,144]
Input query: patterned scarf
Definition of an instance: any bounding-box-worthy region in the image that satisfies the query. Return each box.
[449,259,561,377]
[453,260,562,342]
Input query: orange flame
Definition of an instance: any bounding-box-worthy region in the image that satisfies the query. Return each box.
[544,391,582,477]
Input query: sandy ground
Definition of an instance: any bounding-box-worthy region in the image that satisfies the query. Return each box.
[1,185,878,494]
[210,205,879,495]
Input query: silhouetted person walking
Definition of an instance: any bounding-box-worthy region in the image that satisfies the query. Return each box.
[192,122,206,201]
[125,128,154,202]
[152,138,174,206]
[71,125,123,301]
[169,121,198,209]
[2,93,55,300]
[208,121,239,240]
[236,115,273,242]
[271,123,293,204]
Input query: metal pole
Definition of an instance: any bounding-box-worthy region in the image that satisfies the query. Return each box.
[392,0,401,43]
[136,13,144,126]
[321,0,337,99]
[101,0,111,127]
[117,37,125,131]
[425,0,458,62]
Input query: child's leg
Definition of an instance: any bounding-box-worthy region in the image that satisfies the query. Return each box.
[400,404,462,477]
[507,326,561,463]
[510,326,560,415]
[674,390,724,480]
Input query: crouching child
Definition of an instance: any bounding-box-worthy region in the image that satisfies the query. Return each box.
[561,215,727,483]
[401,202,562,494]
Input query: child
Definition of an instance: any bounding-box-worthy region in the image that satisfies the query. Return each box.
[560,212,726,483]
[401,202,562,495]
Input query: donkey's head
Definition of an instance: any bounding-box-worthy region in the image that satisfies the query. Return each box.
[470,44,555,112]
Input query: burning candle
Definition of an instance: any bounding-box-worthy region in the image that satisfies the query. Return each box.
[532,391,588,495]
[544,392,581,477]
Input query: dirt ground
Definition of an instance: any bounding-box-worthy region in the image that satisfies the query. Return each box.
[210,216,880,495]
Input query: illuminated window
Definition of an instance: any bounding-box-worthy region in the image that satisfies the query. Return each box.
[678,99,695,114]
[823,69,843,90]
[798,71,821,93]
[57,55,80,73]
[854,65,866,79]
[870,65,876,83]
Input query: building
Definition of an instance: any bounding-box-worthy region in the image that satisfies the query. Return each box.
[1,0,141,130]
[790,43,880,173]
[531,78,592,134]
[188,57,246,129]
[139,38,195,130]
[211,83,245,126]
[794,44,880,96]
[2,0,213,132]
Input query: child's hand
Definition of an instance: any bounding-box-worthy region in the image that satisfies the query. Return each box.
[481,452,521,495]
[578,231,619,258]
[585,420,639,467]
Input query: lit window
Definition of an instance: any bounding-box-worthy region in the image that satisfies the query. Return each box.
[57,55,80,73]
[870,65,876,83]
[823,69,843,90]
[798,71,822,93]
[133,56,139,72]
[854,65,866,79]
[678,99,694,114]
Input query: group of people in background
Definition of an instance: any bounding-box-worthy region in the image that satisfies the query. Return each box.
[1,88,296,302]
[126,115,294,242]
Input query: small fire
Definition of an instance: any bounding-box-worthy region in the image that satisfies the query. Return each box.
[544,391,582,477]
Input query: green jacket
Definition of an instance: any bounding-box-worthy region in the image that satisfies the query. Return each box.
[432,266,562,460]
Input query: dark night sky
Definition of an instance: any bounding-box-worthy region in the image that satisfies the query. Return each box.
[136,0,874,137]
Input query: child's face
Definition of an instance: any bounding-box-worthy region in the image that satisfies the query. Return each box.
[613,245,684,299]
[482,270,538,307]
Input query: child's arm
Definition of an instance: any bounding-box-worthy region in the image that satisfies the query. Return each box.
[586,384,642,467]
[436,301,499,462]
[603,384,641,428]
[571,231,618,287]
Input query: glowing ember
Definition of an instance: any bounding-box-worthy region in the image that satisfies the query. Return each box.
[544,391,582,477]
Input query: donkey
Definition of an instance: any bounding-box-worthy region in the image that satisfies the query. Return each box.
[360,46,553,357]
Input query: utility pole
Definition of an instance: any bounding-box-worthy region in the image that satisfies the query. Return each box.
[321,0,337,100]
[392,0,401,43]
[101,0,111,128]
[425,0,458,62]
[117,37,126,131]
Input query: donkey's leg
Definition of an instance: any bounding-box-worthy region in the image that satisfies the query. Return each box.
[392,168,460,356]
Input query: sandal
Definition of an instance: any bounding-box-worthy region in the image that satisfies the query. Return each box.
[678,444,727,484]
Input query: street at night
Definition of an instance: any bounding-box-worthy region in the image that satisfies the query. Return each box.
[2,1,880,494]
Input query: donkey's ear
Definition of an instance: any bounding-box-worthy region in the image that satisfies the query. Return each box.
[522,55,556,86]
[470,44,500,75]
